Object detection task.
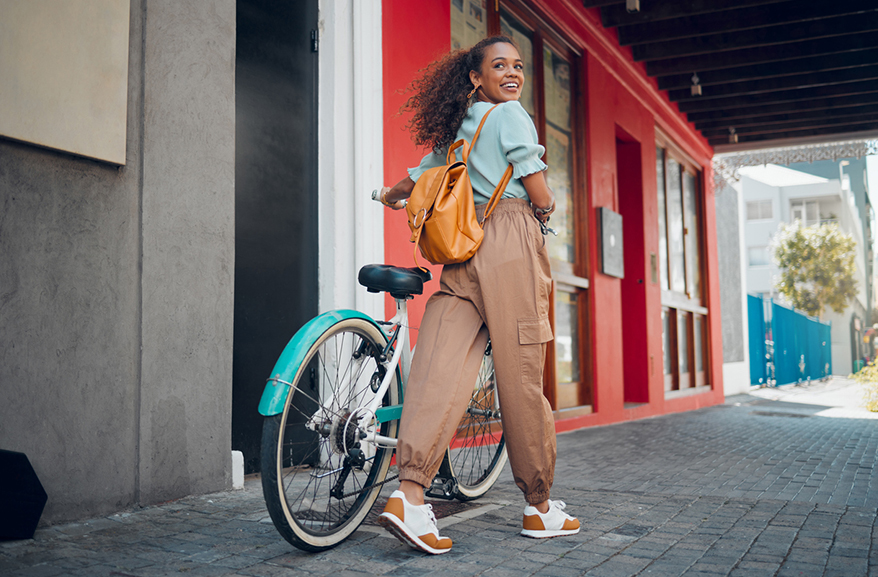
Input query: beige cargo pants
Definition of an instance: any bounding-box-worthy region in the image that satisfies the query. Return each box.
[397,198,556,504]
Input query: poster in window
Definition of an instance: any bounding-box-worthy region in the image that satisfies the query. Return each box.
[545,124,574,264]
[464,0,487,49]
[500,14,535,118]
[543,48,570,130]
[451,0,465,50]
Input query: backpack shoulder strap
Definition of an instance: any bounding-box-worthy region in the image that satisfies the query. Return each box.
[462,104,499,163]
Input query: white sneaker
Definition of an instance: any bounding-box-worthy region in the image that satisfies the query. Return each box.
[521,499,580,538]
[378,490,453,554]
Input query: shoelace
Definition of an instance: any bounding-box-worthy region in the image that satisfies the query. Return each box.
[550,500,567,511]
[424,503,439,527]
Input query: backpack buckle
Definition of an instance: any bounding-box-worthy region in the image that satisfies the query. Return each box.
[412,208,428,228]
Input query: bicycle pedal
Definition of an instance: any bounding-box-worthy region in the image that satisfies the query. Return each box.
[425,477,458,500]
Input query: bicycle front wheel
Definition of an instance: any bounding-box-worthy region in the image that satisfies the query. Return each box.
[261,318,399,552]
[448,340,507,501]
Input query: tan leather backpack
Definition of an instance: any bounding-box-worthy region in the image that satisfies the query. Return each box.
[405,105,514,269]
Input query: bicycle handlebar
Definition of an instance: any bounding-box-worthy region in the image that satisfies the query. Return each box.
[371,189,407,209]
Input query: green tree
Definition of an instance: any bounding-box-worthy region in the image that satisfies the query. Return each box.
[772,221,858,319]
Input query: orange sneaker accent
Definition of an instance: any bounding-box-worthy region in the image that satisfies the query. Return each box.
[419,533,452,550]
[383,497,405,520]
[562,518,581,531]
[522,514,546,531]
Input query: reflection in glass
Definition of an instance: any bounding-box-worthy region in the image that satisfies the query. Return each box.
[678,311,690,376]
[694,314,704,372]
[500,12,535,118]
[667,158,686,294]
[543,45,575,265]
[656,146,669,291]
[662,308,672,376]
[543,47,570,130]
[555,291,580,383]
[683,171,701,300]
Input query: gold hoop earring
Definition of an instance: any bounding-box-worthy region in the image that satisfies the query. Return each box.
[467,85,479,99]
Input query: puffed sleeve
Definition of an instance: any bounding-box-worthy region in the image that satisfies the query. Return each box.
[407,148,447,183]
[498,101,547,180]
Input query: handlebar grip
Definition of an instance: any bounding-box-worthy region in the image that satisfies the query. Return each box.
[372,189,407,209]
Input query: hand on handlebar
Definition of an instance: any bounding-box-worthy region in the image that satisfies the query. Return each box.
[372,187,407,210]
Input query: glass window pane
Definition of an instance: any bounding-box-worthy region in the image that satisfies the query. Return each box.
[662,308,672,375]
[683,170,701,300]
[555,291,580,383]
[451,0,487,50]
[499,11,535,118]
[746,200,772,221]
[543,47,571,130]
[678,311,690,375]
[668,159,686,294]
[543,46,574,264]
[694,314,705,373]
[656,146,669,291]
[806,201,819,224]
[748,246,769,267]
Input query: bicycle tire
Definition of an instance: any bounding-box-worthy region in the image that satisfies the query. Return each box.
[447,340,507,501]
[261,318,399,552]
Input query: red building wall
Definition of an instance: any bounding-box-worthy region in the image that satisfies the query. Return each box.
[381,0,725,430]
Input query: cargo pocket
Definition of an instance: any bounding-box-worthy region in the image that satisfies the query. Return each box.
[518,317,553,383]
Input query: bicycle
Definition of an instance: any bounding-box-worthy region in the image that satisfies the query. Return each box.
[257,259,508,552]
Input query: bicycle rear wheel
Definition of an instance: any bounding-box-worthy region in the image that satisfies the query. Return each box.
[447,340,507,501]
[261,318,399,552]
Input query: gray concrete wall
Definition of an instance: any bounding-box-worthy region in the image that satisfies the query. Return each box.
[0,0,235,524]
[715,183,745,364]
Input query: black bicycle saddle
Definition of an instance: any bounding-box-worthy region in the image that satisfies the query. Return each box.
[358,265,433,299]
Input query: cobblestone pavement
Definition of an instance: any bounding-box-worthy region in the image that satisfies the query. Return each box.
[3,379,877,576]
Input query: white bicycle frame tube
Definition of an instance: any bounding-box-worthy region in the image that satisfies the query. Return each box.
[360,299,410,449]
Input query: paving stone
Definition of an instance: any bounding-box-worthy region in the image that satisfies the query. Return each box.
[5,382,878,576]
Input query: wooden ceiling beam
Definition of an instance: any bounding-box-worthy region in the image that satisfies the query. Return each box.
[694,104,878,131]
[633,12,878,62]
[618,0,876,47]
[667,65,878,103]
[657,48,878,90]
[600,0,785,28]
[646,32,878,77]
[700,113,878,139]
[678,80,878,113]
[684,93,878,124]
[582,0,622,8]
[707,121,878,147]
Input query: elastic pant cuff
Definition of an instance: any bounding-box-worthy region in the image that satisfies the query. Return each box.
[525,490,550,505]
[399,468,433,489]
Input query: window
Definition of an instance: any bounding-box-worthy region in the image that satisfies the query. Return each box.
[791,200,819,225]
[656,136,708,394]
[452,1,590,413]
[746,200,773,221]
[748,246,769,267]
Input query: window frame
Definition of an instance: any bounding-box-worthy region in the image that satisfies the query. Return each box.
[655,130,710,394]
[746,200,773,221]
[485,1,592,413]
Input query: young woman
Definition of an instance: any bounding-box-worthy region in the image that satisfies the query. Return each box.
[376,35,579,555]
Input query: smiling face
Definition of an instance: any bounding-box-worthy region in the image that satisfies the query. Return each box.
[470,42,524,104]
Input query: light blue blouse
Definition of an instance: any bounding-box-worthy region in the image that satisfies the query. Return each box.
[407,100,547,205]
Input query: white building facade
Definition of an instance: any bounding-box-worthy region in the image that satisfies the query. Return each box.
[738,164,869,375]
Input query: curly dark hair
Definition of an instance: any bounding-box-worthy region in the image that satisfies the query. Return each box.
[403,35,519,151]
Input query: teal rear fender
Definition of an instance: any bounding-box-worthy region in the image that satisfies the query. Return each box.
[258,310,389,416]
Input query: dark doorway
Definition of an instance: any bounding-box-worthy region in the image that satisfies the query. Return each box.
[616,129,649,404]
[234,0,319,473]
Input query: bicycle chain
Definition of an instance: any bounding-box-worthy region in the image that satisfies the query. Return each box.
[340,473,399,499]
